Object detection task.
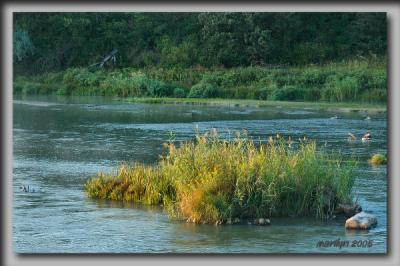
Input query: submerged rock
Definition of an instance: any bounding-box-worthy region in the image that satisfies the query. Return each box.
[225,218,241,225]
[345,211,377,230]
[335,203,362,218]
[252,218,271,226]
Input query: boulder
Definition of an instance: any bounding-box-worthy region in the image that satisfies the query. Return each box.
[345,212,377,230]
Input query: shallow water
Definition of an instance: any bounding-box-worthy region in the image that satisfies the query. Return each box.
[13,95,387,253]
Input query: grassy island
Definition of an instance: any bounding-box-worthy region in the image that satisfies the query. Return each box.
[85,131,356,224]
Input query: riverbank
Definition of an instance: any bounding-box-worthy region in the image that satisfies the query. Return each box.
[14,57,387,104]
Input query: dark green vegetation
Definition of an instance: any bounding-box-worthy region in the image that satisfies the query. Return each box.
[14,58,387,103]
[14,13,386,74]
[85,132,356,223]
[14,12,387,103]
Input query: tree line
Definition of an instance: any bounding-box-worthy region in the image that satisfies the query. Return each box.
[13,12,386,75]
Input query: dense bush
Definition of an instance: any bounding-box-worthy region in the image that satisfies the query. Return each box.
[254,87,269,100]
[173,87,187,98]
[270,85,305,101]
[13,58,387,103]
[144,79,171,97]
[188,83,217,98]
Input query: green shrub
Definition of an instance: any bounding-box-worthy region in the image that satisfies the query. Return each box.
[200,72,224,87]
[255,87,270,100]
[270,85,305,101]
[21,82,42,95]
[13,79,24,94]
[173,87,187,98]
[145,79,171,97]
[188,83,217,98]
[299,68,328,87]
[360,89,387,103]
[55,84,69,95]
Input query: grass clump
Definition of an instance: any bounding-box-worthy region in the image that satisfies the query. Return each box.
[368,153,387,166]
[84,131,356,223]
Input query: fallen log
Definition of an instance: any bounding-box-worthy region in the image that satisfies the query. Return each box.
[89,49,118,68]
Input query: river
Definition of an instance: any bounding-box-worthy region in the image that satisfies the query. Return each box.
[12,96,387,253]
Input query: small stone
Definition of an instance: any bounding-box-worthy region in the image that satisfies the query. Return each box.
[253,218,271,226]
[345,211,377,230]
[259,218,271,226]
[226,218,232,225]
[233,218,240,224]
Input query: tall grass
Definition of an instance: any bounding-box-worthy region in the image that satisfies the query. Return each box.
[14,57,386,103]
[85,131,356,223]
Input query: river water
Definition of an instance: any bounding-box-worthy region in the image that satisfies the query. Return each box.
[12,96,387,253]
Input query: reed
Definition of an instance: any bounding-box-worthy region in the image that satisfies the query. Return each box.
[85,131,356,224]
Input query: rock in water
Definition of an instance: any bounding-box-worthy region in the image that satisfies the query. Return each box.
[226,218,241,225]
[252,218,271,226]
[345,212,377,230]
[335,203,362,218]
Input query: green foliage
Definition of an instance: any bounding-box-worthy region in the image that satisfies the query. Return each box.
[13,59,387,103]
[13,29,35,62]
[85,131,356,223]
[188,83,217,98]
[173,87,187,98]
[270,85,305,101]
[144,79,173,97]
[254,87,270,100]
[13,13,386,75]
